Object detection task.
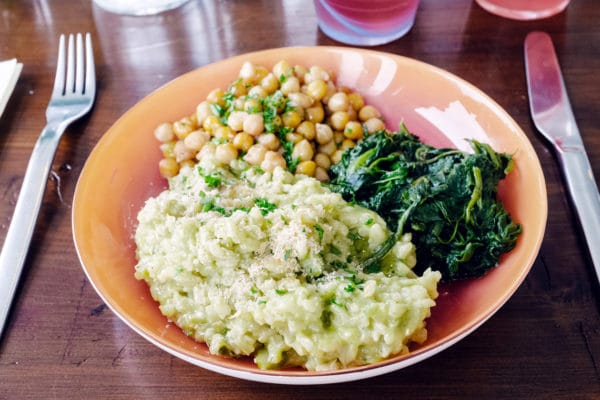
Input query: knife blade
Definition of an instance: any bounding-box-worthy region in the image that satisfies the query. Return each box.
[524,31,600,284]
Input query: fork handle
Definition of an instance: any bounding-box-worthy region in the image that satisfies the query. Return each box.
[558,148,600,284]
[0,122,65,338]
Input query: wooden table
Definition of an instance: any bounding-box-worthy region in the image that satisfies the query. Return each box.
[1,0,599,398]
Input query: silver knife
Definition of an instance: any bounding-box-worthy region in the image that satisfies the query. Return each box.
[524,31,600,282]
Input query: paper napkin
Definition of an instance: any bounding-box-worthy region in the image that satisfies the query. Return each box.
[0,59,23,119]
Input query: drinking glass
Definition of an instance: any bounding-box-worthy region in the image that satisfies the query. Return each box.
[313,0,420,46]
[475,0,570,20]
[92,0,190,15]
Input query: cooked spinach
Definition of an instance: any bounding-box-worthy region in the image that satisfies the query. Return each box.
[328,125,522,281]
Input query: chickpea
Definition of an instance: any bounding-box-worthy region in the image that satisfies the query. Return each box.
[215,142,239,165]
[261,151,286,172]
[206,88,225,106]
[292,139,314,162]
[180,159,196,170]
[239,61,256,83]
[244,144,267,165]
[202,115,222,132]
[228,80,247,97]
[287,92,313,109]
[364,117,386,133]
[340,139,356,151]
[347,105,358,121]
[315,123,334,144]
[244,98,263,113]
[159,158,179,178]
[248,85,267,99]
[348,92,365,111]
[160,141,175,159]
[318,140,337,156]
[197,142,216,160]
[282,110,302,128]
[232,132,254,151]
[273,60,293,80]
[293,64,309,83]
[184,129,210,151]
[295,160,316,177]
[358,105,381,121]
[308,65,330,82]
[196,101,212,125]
[243,113,265,136]
[253,66,269,82]
[213,125,235,141]
[305,104,325,123]
[154,122,174,142]
[174,140,195,162]
[173,117,195,139]
[314,166,330,182]
[285,132,303,144]
[329,110,350,131]
[314,153,331,170]
[296,121,316,140]
[233,97,245,110]
[333,131,344,145]
[261,73,280,94]
[331,149,344,164]
[227,111,248,132]
[280,76,300,95]
[321,81,337,104]
[256,133,280,151]
[343,120,363,140]
[328,92,350,113]
[306,79,328,101]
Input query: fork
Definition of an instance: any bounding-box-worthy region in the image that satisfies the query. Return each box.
[0,33,96,338]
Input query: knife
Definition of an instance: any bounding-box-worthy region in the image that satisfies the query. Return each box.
[524,31,600,283]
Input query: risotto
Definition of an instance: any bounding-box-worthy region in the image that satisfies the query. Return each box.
[134,160,440,371]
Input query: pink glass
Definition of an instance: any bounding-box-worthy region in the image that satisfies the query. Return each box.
[313,0,420,46]
[475,0,570,20]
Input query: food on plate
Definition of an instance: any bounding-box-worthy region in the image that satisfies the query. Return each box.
[134,159,441,370]
[137,59,520,370]
[328,125,522,281]
[153,60,387,182]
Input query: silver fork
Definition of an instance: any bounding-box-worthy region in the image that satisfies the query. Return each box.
[0,33,96,338]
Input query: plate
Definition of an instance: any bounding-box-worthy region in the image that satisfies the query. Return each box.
[72,47,547,384]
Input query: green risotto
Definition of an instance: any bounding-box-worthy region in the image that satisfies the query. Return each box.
[134,160,440,371]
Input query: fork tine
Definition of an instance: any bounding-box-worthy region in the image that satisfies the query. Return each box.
[65,34,75,94]
[51,34,66,97]
[84,33,96,97]
[75,33,84,94]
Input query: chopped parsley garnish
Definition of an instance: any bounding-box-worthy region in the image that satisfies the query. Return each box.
[347,231,361,241]
[344,285,355,293]
[329,245,342,256]
[254,197,277,215]
[201,198,227,215]
[197,166,223,188]
[314,224,324,242]
[259,92,299,172]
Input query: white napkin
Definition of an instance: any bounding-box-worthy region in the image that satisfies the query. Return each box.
[0,59,23,119]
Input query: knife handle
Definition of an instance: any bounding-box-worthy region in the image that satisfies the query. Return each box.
[557,148,600,279]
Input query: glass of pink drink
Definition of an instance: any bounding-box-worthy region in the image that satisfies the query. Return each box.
[313,0,420,46]
[475,0,570,20]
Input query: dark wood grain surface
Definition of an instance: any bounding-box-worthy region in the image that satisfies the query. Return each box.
[1,0,599,398]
